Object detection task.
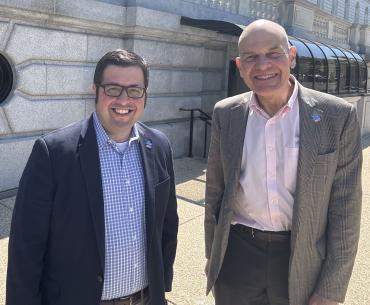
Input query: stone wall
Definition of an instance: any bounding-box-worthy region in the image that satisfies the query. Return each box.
[0,1,235,192]
[1,0,369,193]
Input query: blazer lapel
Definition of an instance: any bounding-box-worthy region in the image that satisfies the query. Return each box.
[78,117,105,269]
[137,125,155,255]
[228,96,249,180]
[224,96,249,217]
[291,85,322,250]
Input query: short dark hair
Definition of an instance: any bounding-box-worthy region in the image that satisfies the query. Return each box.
[94,49,149,88]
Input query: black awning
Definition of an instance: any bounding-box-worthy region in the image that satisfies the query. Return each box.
[180,16,244,36]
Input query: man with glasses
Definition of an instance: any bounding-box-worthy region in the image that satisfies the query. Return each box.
[7,49,178,305]
[205,19,362,305]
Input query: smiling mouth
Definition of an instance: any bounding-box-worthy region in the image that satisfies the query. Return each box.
[254,73,278,80]
[112,107,133,115]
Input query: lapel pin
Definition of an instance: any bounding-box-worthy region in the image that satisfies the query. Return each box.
[311,113,321,123]
[144,139,152,150]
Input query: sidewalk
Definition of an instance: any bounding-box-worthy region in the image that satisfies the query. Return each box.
[1,142,370,304]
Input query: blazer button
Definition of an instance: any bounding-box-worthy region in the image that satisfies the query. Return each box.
[97,275,103,283]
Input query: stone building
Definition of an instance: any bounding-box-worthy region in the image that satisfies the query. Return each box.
[0,0,370,194]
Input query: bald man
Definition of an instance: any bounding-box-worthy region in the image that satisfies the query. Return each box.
[205,19,362,305]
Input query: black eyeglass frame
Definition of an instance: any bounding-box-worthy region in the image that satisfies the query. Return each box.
[96,83,146,99]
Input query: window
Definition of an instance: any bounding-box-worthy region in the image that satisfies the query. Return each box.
[331,48,350,93]
[341,48,359,92]
[289,36,366,94]
[349,51,367,92]
[318,0,325,10]
[228,59,248,96]
[227,36,367,97]
[0,53,14,105]
[344,0,350,19]
[317,44,340,93]
[365,7,368,25]
[303,39,328,92]
[289,38,315,89]
[358,55,368,92]
[331,0,338,15]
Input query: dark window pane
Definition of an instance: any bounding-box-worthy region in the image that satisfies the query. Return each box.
[331,48,350,93]
[350,52,367,92]
[0,53,14,105]
[340,49,359,92]
[228,59,249,97]
[301,39,327,92]
[360,62,367,92]
[318,44,340,93]
[289,38,314,89]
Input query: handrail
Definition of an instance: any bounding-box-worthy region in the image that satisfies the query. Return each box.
[179,108,212,120]
[179,108,212,158]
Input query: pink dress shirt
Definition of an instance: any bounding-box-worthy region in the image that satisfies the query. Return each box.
[232,77,299,231]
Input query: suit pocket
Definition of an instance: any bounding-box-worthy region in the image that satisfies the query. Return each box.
[155,176,170,190]
[316,150,337,163]
[154,176,170,215]
[313,150,338,177]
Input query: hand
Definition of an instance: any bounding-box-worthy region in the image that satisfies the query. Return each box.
[308,293,339,305]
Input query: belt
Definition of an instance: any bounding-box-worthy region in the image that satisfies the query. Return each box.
[233,224,291,242]
[101,287,148,305]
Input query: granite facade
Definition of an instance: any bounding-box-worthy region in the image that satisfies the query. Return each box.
[0,0,369,192]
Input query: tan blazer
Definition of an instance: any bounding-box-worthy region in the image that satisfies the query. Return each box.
[205,83,362,305]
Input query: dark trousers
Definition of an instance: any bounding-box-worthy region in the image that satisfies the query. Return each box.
[214,225,291,305]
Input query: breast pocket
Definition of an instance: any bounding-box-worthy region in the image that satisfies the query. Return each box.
[155,176,170,202]
[313,150,338,177]
[154,176,171,223]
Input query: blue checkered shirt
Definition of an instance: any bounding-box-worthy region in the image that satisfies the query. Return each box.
[93,113,148,300]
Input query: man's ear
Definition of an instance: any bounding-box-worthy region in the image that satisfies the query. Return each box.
[289,46,297,69]
[235,57,241,69]
[92,83,96,93]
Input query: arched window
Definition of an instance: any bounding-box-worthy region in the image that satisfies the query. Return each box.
[288,36,367,94]
[0,53,14,105]
[317,43,340,94]
[355,2,360,23]
[344,0,350,19]
[226,34,367,97]
[365,7,369,25]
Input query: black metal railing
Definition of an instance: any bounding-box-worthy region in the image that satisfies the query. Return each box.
[179,108,212,158]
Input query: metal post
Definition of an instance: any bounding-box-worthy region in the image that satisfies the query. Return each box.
[203,121,208,158]
[188,110,194,157]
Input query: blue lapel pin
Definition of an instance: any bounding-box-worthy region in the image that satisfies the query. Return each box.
[144,139,152,150]
[311,113,321,123]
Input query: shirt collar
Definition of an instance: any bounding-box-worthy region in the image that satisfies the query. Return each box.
[93,112,139,149]
[249,75,298,118]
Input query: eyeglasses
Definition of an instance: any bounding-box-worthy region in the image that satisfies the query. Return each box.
[97,84,146,99]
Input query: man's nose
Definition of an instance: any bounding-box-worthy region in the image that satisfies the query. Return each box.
[255,55,271,67]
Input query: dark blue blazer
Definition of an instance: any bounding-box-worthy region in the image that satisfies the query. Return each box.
[6,116,178,305]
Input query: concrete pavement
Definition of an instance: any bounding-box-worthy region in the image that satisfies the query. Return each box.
[1,140,370,305]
